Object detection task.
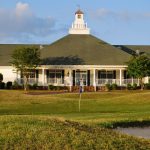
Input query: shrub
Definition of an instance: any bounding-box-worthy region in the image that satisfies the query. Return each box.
[105,84,112,91]
[111,83,118,90]
[0,82,5,89]
[12,81,23,89]
[144,83,150,90]
[0,73,3,82]
[6,81,12,89]
[48,85,55,90]
[27,83,38,90]
[37,86,48,90]
[132,83,137,90]
[55,86,60,91]
[28,84,32,90]
[32,83,38,90]
[127,83,132,90]
[48,85,68,91]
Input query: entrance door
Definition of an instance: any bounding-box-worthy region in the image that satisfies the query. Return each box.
[75,71,87,86]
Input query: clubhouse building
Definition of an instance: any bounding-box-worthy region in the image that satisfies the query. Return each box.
[0,9,150,91]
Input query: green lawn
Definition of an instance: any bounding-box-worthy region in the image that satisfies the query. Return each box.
[0,90,150,123]
[0,90,150,149]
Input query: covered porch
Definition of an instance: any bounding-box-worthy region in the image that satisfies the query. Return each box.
[15,65,141,90]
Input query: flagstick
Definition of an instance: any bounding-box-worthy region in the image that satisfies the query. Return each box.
[79,93,81,112]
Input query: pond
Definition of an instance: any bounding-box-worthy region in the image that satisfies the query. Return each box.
[116,127,150,139]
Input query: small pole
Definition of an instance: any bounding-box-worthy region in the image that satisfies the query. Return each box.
[79,85,82,112]
[79,93,81,112]
[79,78,83,112]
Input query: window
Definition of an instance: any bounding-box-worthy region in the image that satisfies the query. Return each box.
[107,71,113,79]
[21,70,36,78]
[78,14,81,19]
[98,71,106,79]
[47,70,64,84]
[29,70,36,78]
[98,71,114,79]
[49,70,62,79]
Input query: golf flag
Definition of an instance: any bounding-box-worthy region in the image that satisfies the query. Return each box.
[79,86,83,93]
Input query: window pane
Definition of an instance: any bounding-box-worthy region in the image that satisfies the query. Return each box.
[49,73,55,78]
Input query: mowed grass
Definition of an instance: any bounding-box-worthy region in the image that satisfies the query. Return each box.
[0,90,150,123]
[0,90,150,149]
[0,116,150,150]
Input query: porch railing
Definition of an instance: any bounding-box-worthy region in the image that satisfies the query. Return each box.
[16,78,39,85]
[96,79,140,86]
[96,79,120,85]
[47,78,64,85]
[5,77,140,87]
[122,79,140,86]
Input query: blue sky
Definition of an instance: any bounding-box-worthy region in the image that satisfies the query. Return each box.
[0,0,150,45]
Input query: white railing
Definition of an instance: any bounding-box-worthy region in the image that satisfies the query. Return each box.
[47,78,64,85]
[96,79,140,86]
[122,79,139,86]
[16,78,39,85]
[3,77,141,87]
[96,79,120,85]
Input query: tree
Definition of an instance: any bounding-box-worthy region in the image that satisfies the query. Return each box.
[127,54,150,90]
[11,47,40,91]
[0,73,3,82]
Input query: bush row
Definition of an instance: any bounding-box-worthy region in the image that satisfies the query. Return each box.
[105,83,118,91]
[126,83,138,90]
[1,82,150,91]
[144,83,150,89]
[48,85,69,91]
[127,83,150,90]
[0,81,13,89]
[0,81,37,90]
[98,82,150,91]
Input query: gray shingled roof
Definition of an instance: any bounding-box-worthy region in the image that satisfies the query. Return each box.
[114,45,150,56]
[0,34,134,66]
[41,34,131,65]
[125,45,150,56]
[0,44,40,66]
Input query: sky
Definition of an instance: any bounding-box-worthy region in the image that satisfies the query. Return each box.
[0,0,150,45]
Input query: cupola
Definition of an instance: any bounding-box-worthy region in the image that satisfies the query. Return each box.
[69,9,90,35]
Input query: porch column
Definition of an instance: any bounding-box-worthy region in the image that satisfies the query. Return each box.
[119,69,122,86]
[93,69,96,92]
[42,68,45,86]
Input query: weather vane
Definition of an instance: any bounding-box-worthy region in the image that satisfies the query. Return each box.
[77,4,80,10]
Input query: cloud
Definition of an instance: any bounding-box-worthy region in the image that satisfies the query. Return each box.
[90,8,150,22]
[0,2,64,43]
[15,2,30,16]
